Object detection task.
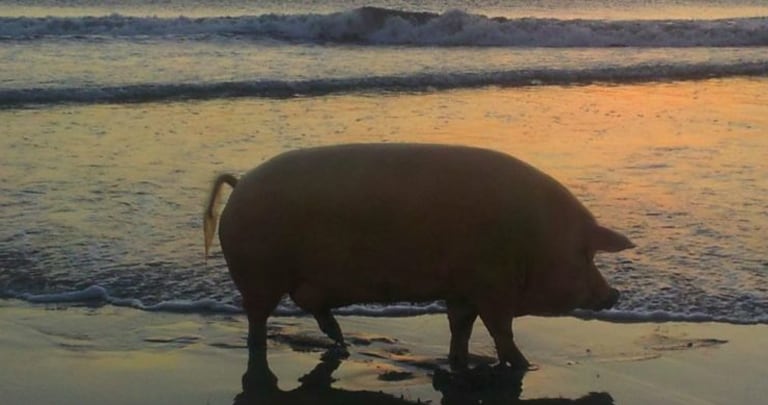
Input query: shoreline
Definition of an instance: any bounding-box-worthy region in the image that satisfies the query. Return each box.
[2,300,766,404]
[6,282,767,325]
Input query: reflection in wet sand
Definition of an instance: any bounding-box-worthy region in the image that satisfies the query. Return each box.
[233,349,614,405]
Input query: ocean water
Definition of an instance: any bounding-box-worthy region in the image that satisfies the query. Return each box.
[1,0,767,324]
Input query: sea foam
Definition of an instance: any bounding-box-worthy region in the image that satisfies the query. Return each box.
[1,7,767,47]
[6,284,768,324]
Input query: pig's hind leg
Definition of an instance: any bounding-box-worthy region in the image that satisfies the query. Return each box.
[315,309,350,359]
[446,300,478,370]
[477,304,531,370]
[241,287,284,391]
[290,286,349,358]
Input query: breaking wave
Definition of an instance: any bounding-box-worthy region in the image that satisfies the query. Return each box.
[2,7,768,47]
[2,61,767,107]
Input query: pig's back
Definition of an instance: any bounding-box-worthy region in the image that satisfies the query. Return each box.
[238,143,552,208]
[219,144,593,302]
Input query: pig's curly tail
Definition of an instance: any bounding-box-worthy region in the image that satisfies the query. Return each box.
[204,173,238,259]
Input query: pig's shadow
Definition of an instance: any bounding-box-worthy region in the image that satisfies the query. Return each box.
[233,353,614,405]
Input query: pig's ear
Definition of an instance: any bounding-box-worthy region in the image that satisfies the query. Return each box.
[590,225,635,252]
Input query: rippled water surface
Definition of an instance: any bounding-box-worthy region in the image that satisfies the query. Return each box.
[2,80,767,322]
[1,0,767,323]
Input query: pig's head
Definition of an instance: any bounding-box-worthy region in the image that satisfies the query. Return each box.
[518,223,634,316]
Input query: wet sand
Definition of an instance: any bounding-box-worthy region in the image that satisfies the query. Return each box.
[2,300,766,405]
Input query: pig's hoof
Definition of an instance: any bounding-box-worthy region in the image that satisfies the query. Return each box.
[448,352,470,371]
[504,358,534,372]
[501,361,538,372]
[241,370,278,392]
[321,345,350,361]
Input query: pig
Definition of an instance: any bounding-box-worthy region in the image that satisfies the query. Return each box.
[203,143,634,387]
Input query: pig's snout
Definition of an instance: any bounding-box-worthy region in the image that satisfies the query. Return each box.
[595,288,619,311]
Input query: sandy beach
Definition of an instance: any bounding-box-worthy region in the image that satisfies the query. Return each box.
[2,1,767,404]
[2,299,765,405]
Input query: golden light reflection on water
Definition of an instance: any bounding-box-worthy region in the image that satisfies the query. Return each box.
[2,79,766,215]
